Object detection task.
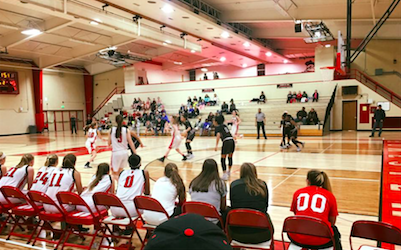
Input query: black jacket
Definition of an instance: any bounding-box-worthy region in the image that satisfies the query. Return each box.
[374,109,386,121]
[297,110,307,118]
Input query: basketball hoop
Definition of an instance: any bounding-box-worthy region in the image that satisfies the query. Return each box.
[320,66,335,82]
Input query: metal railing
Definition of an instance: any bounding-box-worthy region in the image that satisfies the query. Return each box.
[92,87,125,116]
[323,84,337,132]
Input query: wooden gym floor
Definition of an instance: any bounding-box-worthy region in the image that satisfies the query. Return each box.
[0,130,399,249]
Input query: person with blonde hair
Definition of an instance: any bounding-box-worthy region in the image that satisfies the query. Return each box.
[0,152,7,178]
[0,154,35,203]
[289,169,342,250]
[31,154,58,193]
[143,163,186,225]
[229,163,270,244]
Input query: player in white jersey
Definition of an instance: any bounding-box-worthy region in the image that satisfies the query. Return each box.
[77,163,113,213]
[84,123,105,169]
[111,154,150,218]
[230,111,241,141]
[108,115,137,182]
[0,152,7,179]
[158,115,187,162]
[0,154,34,204]
[44,154,83,213]
[31,154,58,193]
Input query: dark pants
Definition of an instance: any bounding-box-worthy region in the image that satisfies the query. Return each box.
[71,124,77,134]
[371,120,384,136]
[257,122,267,139]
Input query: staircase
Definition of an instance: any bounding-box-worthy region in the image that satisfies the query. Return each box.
[93,87,125,120]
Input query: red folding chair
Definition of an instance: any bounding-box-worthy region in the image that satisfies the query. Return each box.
[0,196,21,234]
[134,196,170,250]
[282,216,336,250]
[225,209,274,250]
[182,201,224,230]
[28,190,67,250]
[0,186,39,244]
[93,192,143,250]
[56,192,108,250]
[350,220,401,250]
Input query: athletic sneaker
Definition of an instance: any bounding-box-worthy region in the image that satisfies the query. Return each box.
[280,145,287,149]
[187,154,194,160]
[287,144,292,148]
[301,142,305,148]
[297,147,302,152]
[84,164,92,169]
[221,172,229,181]
[182,155,187,161]
[158,157,165,162]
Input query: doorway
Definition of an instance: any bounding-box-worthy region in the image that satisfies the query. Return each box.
[44,110,84,132]
[342,101,357,130]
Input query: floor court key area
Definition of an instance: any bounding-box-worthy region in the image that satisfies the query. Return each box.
[0,131,399,249]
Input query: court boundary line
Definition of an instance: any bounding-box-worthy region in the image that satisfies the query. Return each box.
[272,168,301,190]
[0,238,44,250]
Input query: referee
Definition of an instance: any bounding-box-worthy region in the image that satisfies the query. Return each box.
[255,108,267,139]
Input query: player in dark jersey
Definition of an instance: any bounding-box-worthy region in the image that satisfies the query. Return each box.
[284,115,305,151]
[180,115,196,159]
[280,114,289,149]
[213,115,235,181]
[124,125,144,154]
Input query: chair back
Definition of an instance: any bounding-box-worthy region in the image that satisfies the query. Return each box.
[282,216,335,249]
[226,209,274,245]
[93,192,132,220]
[134,196,169,222]
[182,201,224,227]
[56,191,98,218]
[0,186,31,206]
[350,220,401,249]
[28,191,64,215]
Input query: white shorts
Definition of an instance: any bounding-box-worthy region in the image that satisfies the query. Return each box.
[168,135,182,150]
[111,150,128,173]
[86,141,96,154]
[44,202,75,214]
[231,125,238,136]
[110,200,138,218]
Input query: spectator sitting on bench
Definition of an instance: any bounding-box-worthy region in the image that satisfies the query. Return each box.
[295,107,308,125]
[221,101,229,114]
[229,99,237,114]
[200,118,212,136]
[286,91,292,103]
[307,108,319,125]
[204,94,211,105]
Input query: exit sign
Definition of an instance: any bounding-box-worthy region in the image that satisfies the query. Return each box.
[0,71,19,94]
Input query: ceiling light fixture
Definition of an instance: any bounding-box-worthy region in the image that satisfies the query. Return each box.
[220,57,226,62]
[242,63,247,68]
[21,28,42,36]
[325,44,331,48]
[164,40,172,44]
[190,50,196,53]
[283,59,288,64]
[161,5,174,13]
[90,21,99,25]
[174,61,183,65]
[243,42,250,47]
[94,18,102,23]
[201,68,208,72]
[162,42,168,46]
[221,31,230,39]
[265,52,272,57]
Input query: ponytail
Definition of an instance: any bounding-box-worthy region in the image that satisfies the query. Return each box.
[62,154,76,169]
[88,163,110,191]
[44,154,58,167]
[115,115,123,139]
[307,169,332,193]
[16,154,34,168]
[165,163,186,202]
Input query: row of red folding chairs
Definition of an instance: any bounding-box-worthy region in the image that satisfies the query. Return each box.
[0,186,400,250]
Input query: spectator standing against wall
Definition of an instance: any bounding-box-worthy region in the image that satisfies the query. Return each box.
[255,108,267,140]
[71,115,77,134]
[370,105,386,137]
[312,90,319,102]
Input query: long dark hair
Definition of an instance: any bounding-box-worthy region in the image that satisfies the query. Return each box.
[240,163,267,197]
[190,159,224,194]
[44,154,58,167]
[62,154,76,169]
[16,154,34,168]
[165,163,186,202]
[307,169,332,192]
[115,115,124,139]
[88,163,110,191]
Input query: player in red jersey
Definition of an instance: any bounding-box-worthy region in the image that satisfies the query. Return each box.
[290,170,342,250]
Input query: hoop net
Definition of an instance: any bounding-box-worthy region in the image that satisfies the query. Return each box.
[320,67,335,82]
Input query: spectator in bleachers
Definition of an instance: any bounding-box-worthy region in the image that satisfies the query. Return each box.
[203,73,208,80]
[193,96,198,103]
[154,118,163,136]
[187,96,192,107]
[179,104,185,115]
[229,99,237,114]
[145,98,151,110]
[296,107,308,124]
[189,159,227,226]
[291,91,297,103]
[207,112,215,123]
[259,91,266,104]
[313,89,319,102]
[229,163,270,244]
[142,163,186,226]
[296,91,302,102]
[193,106,200,117]
[290,170,341,250]
[194,117,203,130]
[221,101,229,114]
[145,120,153,136]
[200,119,212,136]
[307,108,319,125]
[287,91,292,103]
[204,94,211,105]
[302,91,308,102]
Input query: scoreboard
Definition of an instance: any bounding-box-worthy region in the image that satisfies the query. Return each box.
[0,71,19,94]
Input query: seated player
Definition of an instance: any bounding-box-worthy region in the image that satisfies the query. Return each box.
[0,152,7,178]
[189,159,227,226]
[142,163,185,225]
[110,154,150,218]
[77,163,113,213]
[229,163,271,244]
[290,170,342,250]
[0,154,35,204]
[31,154,58,193]
[44,154,83,213]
